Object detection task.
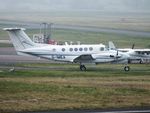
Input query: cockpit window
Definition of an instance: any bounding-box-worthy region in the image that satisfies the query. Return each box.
[100,47,104,51]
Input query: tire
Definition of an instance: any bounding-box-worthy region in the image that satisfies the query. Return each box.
[124,66,130,71]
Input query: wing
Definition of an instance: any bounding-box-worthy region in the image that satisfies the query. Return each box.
[73,54,95,63]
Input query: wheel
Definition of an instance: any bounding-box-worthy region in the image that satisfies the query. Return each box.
[124,66,130,71]
[80,65,86,71]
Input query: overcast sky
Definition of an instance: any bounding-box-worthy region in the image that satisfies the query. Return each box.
[0,0,150,12]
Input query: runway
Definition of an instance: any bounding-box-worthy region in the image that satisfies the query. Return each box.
[22,109,150,113]
[0,47,52,64]
[0,47,70,71]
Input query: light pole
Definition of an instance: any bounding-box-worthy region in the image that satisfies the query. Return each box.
[42,22,47,43]
[47,23,53,41]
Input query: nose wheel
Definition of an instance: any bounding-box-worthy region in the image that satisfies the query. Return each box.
[124,66,130,71]
[80,65,86,71]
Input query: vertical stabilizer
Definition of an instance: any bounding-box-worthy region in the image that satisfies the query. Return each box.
[4,28,36,50]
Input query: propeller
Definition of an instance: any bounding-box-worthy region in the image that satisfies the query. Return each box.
[109,50,120,64]
[110,50,120,59]
[116,50,118,56]
[132,44,135,49]
[108,41,129,64]
[116,50,121,59]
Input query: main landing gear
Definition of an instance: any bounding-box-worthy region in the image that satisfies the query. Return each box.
[79,63,130,72]
[80,64,86,71]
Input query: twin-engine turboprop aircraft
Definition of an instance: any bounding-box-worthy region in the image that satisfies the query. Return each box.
[4,28,130,71]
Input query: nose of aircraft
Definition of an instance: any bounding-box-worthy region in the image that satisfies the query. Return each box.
[114,51,129,64]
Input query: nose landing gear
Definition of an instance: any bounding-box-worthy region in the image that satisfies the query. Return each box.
[80,64,86,71]
[124,66,130,71]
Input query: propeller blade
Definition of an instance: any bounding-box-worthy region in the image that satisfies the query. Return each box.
[116,50,121,59]
[132,44,135,49]
[117,50,118,56]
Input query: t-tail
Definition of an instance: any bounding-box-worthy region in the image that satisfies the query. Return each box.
[4,28,37,55]
[4,28,36,50]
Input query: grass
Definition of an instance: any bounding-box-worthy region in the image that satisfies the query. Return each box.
[26,28,150,48]
[1,28,150,48]
[0,63,150,112]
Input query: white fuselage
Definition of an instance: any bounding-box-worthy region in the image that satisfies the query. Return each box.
[19,44,128,64]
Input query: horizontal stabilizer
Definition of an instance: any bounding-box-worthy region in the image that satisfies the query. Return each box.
[3,28,25,31]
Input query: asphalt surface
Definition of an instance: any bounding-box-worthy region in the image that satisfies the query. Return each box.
[21,108,150,113]
[0,47,51,64]
[0,47,69,71]
[53,24,150,37]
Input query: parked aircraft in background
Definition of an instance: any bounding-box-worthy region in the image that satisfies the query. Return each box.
[4,28,130,71]
[108,41,150,64]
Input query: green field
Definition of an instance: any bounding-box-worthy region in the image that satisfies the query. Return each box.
[0,63,150,112]
[29,28,150,48]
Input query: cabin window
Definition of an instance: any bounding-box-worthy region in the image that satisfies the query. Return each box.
[52,48,56,52]
[100,47,104,51]
[89,47,93,51]
[62,48,65,52]
[84,47,88,51]
[69,48,73,51]
[79,48,83,51]
[74,48,78,51]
